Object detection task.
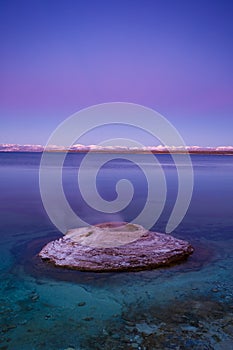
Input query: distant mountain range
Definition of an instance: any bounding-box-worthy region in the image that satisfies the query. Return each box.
[1,144,233,154]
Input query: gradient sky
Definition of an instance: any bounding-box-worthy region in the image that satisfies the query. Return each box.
[0,0,233,146]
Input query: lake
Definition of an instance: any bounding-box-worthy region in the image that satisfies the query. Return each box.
[0,152,233,349]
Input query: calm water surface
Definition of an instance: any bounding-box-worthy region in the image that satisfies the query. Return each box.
[0,152,233,349]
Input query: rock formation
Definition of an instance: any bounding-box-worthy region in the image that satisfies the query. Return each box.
[39,222,193,272]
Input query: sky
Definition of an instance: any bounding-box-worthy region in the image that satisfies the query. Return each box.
[0,0,233,146]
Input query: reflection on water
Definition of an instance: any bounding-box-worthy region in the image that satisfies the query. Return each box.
[0,152,233,349]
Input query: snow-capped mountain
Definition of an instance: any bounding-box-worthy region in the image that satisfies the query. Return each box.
[0,144,233,153]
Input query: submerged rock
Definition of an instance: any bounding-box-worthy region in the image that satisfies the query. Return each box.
[39,222,193,272]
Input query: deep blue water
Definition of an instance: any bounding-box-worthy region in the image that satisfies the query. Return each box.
[0,152,233,349]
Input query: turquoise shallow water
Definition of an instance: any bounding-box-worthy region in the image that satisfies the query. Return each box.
[0,153,233,349]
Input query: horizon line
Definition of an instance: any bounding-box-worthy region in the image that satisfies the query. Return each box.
[0,143,233,154]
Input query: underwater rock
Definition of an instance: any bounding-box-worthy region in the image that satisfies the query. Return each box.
[136,322,158,335]
[39,222,193,272]
[77,301,86,307]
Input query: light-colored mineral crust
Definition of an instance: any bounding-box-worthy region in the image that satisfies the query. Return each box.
[39,222,194,272]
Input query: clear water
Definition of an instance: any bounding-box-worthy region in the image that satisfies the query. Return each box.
[0,152,233,350]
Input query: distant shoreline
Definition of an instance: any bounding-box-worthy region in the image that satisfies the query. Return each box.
[1,150,233,155]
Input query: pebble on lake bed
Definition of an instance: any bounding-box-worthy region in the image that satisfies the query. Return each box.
[39,222,194,272]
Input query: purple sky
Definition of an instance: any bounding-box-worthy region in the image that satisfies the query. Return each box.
[0,0,233,146]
